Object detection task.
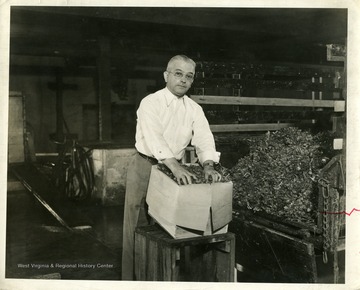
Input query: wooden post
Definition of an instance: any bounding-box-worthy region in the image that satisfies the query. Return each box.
[97,35,112,141]
[55,73,65,142]
[48,71,77,144]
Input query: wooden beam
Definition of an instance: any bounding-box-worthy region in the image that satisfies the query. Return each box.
[191,95,343,108]
[97,35,112,141]
[210,123,293,132]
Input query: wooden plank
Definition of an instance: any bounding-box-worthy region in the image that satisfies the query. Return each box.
[215,243,230,281]
[213,237,235,281]
[162,246,173,281]
[171,246,179,281]
[200,247,216,282]
[191,95,339,108]
[181,246,191,280]
[210,123,293,132]
[148,240,158,280]
[182,244,212,281]
[134,232,147,280]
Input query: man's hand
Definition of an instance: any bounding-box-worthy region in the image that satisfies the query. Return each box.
[203,161,222,183]
[162,158,197,185]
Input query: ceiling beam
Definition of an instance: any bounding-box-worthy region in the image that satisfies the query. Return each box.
[10,55,65,66]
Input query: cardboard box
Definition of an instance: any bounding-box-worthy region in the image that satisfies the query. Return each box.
[146,165,233,239]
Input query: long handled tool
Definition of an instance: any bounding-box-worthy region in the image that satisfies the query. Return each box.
[11,169,91,233]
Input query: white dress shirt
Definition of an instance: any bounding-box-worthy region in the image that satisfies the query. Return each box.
[135,87,220,164]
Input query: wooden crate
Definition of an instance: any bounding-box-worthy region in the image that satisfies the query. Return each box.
[134,225,235,281]
[229,216,317,283]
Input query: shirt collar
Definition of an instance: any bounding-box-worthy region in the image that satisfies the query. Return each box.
[164,87,186,107]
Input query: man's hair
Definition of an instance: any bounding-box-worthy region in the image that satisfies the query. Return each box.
[166,55,196,71]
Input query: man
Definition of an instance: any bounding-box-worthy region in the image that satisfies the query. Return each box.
[122,55,221,280]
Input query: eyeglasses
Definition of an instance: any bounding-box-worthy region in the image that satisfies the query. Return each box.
[167,71,194,82]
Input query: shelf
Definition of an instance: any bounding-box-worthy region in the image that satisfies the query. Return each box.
[191,95,345,111]
[210,123,293,133]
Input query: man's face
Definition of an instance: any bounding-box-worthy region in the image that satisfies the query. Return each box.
[164,60,195,97]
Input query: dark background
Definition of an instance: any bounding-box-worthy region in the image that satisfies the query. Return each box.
[9,7,347,152]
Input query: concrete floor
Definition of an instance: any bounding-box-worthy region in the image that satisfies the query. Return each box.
[6,180,123,280]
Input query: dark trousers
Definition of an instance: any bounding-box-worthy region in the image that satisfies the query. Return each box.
[121,153,154,280]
